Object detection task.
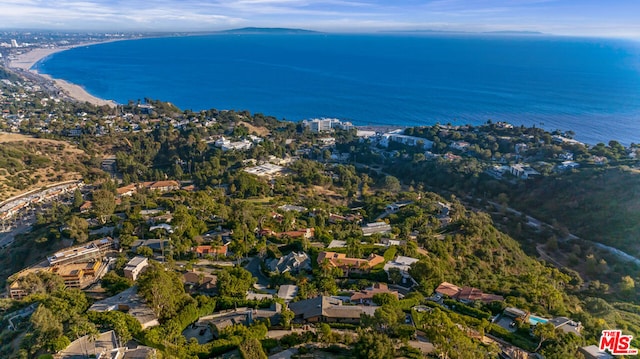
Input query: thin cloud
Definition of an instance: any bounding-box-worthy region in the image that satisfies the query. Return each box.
[0,0,637,38]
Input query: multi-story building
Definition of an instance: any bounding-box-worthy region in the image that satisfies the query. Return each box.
[123,256,149,281]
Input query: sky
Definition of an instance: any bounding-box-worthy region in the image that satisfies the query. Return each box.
[1,0,640,38]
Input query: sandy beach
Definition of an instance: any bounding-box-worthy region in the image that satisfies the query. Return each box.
[8,43,118,108]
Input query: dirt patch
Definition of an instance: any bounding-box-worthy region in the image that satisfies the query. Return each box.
[238,121,270,137]
[312,185,347,206]
[0,133,84,154]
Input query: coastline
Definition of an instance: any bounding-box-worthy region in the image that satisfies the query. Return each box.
[8,41,119,108]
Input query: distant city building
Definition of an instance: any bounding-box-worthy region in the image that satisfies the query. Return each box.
[301,118,353,133]
[10,39,18,48]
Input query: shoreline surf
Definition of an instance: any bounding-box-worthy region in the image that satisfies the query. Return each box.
[8,41,122,108]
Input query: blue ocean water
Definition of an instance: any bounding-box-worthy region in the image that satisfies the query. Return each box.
[35,33,640,144]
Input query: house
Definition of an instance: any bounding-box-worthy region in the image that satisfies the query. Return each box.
[145,180,180,192]
[578,345,614,359]
[557,161,580,171]
[57,330,157,359]
[244,163,286,177]
[288,295,376,324]
[88,286,159,329]
[510,164,540,179]
[435,282,504,304]
[383,256,419,287]
[47,238,116,266]
[123,256,149,281]
[436,202,452,226]
[50,260,103,289]
[267,252,311,274]
[317,251,385,276]
[502,307,527,320]
[350,283,399,305]
[116,183,137,197]
[198,303,282,336]
[182,270,217,292]
[450,141,470,151]
[79,200,93,213]
[193,244,228,258]
[549,316,582,336]
[276,228,315,239]
[130,238,170,254]
[318,137,336,147]
[361,222,392,236]
[378,130,433,149]
[8,267,50,300]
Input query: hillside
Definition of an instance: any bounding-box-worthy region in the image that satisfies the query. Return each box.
[512,167,640,257]
[0,133,88,200]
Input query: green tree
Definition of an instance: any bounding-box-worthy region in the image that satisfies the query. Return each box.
[533,322,557,352]
[353,329,394,359]
[92,189,116,224]
[383,175,401,193]
[217,267,256,298]
[67,216,89,243]
[319,323,333,343]
[30,306,63,353]
[101,271,133,295]
[72,189,84,210]
[374,304,404,330]
[280,308,294,330]
[387,267,403,285]
[137,262,187,320]
[372,292,399,306]
[619,275,636,299]
[137,246,154,258]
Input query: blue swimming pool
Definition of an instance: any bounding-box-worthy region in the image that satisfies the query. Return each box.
[529,315,549,326]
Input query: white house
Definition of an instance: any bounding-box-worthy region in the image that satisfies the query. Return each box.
[123,256,149,281]
[510,164,540,179]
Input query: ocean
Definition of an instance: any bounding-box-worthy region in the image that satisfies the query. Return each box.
[34,33,640,145]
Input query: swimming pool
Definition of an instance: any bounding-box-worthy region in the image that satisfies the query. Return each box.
[529,315,549,326]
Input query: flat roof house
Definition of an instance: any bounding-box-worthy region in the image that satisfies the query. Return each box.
[123,256,149,281]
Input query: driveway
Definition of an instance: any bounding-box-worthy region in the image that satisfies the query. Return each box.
[245,256,270,287]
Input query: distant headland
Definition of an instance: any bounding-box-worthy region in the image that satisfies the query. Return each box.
[217,27,320,34]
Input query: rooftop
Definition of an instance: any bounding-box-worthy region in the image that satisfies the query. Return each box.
[88,286,159,329]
